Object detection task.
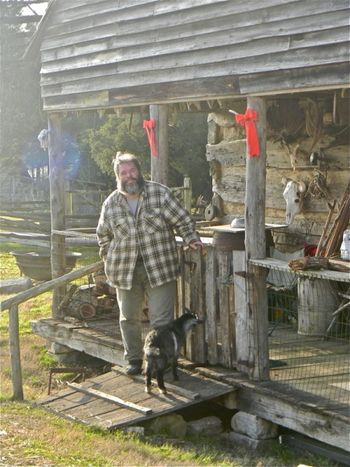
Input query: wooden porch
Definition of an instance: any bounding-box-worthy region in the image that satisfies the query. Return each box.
[31,311,350,451]
[29,239,350,452]
[32,312,350,415]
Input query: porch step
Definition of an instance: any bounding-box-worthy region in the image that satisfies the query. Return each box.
[31,315,125,365]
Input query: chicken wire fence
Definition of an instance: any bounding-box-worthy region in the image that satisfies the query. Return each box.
[265,266,350,412]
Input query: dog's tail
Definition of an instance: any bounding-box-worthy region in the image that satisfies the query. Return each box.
[144,346,161,358]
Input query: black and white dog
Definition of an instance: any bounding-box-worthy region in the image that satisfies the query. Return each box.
[143,310,201,394]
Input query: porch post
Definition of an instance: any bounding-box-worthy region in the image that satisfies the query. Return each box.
[238,96,269,380]
[48,113,66,318]
[150,104,168,184]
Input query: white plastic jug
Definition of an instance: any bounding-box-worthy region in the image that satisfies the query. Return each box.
[340,229,350,261]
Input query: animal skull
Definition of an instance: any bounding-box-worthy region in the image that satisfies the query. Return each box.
[282,177,307,225]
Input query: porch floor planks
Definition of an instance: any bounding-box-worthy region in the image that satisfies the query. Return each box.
[40,372,120,413]
[269,345,350,363]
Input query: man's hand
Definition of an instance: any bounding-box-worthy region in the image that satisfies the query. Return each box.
[188,240,204,251]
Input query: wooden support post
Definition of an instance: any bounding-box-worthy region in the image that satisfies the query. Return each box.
[189,248,206,364]
[48,113,66,318]
[217,250,235,368]
[150,104,168,184]
[233,250,248,368]
[9,305,23,400]
[205,246,218,365]
[183,175,192,212]
[240,96,269,381]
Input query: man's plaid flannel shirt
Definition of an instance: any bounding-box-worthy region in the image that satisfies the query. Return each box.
[96,181,200,290]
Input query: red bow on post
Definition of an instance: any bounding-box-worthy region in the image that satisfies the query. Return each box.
[143,119,158,157]
[234,108,260,158]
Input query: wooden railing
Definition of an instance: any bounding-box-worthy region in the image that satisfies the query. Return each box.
[0,261,104,400]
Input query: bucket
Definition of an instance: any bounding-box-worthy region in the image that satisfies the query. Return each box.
[297,278,338,336]
[11,250,81,281]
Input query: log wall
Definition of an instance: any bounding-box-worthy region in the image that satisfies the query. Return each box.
[206,98,350,251]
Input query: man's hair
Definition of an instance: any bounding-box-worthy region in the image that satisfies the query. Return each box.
[113,152,142,177]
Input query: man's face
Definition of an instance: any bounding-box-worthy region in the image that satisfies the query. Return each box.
[118,162,142,194]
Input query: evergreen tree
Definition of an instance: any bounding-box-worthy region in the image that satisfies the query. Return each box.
[85,111,211,199]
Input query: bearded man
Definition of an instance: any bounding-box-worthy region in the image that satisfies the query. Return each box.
[96,152,202,374]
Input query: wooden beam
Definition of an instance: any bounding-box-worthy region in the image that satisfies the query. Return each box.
[197,366,350,452]
[31,316,125,366]
[48,113,66,318]
[108,76,239,108]
[237,386,350,452]
[9,305,23,401]
[67,382,153,414]
[150,104,168,185]
[241,97,269,381]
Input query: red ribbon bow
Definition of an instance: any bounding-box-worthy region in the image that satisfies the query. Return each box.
[235,108,260,158]
[143,119,158,157]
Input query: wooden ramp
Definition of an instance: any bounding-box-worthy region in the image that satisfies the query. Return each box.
[37,367,234,430]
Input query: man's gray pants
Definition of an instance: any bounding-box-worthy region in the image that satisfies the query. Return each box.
[116,262,176,362]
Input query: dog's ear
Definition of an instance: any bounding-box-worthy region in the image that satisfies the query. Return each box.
[184,307,191,315]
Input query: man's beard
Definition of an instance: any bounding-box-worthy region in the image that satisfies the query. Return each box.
[119,176,144,194]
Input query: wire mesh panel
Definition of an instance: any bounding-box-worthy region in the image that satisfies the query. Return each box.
[265,265,350,412]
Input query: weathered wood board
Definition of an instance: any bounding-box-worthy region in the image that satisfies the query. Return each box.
[37,368,234,430]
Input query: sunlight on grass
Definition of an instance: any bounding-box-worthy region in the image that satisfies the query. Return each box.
[0,292,52,337]
[0,403,243,467]
[0,251,20,279]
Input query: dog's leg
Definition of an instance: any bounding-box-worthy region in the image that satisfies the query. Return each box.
[172,358,179,381]
[145,362,152,393]
[156,369,167,394]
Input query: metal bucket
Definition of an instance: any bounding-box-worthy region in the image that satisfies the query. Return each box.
[11,250,81,281]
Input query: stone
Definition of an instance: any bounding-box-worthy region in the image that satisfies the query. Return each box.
[223,431,278,452]
[230,412,279,439]
[123,426,145,436]
[221,392,238,409]
[187,416,223,435]
[148,414,187,439]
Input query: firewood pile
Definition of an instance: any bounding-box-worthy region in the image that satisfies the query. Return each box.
[59,272,118,320]
[288,256,328,271]
[320,181,350,257]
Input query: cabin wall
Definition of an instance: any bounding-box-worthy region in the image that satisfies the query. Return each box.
[206,94,350,251]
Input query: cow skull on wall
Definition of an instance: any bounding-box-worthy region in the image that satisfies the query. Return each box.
[282,177,307,225]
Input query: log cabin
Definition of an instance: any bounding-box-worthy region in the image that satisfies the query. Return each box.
[19,0,350,457]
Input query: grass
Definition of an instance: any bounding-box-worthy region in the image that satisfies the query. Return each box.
[0,243,339,466]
